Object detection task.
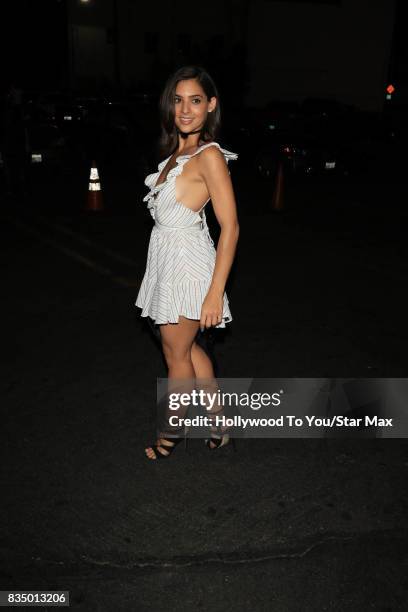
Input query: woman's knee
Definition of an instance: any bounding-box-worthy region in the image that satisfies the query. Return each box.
[162,344,192,368]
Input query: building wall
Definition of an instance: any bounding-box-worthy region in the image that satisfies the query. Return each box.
[67,0,116,89]
[245,0,396,111]
[67,0,245,92]
[67,0,396,111]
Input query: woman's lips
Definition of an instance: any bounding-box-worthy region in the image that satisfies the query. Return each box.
[180,118,193,124]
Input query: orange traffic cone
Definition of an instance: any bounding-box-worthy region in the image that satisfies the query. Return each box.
[271,161,284,212]
[85,161,103,211]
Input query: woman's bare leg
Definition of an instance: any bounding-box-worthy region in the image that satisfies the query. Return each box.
[191,339,227,448]
[145,316,199,459]
[191,341,214,378]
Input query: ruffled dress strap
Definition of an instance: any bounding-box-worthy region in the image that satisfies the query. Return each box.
[142,142,238,220]
[179,141,239,164]
[142,155,172,219]
[144,155,171,189]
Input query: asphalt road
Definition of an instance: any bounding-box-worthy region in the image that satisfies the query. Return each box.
[1,165,408,610]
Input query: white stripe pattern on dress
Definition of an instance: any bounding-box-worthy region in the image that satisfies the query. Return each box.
[135,141,238,328]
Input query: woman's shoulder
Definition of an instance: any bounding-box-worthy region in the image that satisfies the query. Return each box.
[193,141,239,163]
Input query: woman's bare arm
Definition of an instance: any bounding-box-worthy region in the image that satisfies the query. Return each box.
[198,147,240,327]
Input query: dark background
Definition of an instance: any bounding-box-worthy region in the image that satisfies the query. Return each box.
[1,1,408,610]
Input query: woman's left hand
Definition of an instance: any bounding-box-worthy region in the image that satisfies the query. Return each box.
[200,290,224,330]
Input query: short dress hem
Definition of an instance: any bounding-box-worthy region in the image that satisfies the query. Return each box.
[137,312,233,328]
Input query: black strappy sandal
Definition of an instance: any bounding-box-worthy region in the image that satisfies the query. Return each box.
[205,408,237,452]
[145,428,188,460]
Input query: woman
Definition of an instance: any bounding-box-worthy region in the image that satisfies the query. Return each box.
[135,65,239,460]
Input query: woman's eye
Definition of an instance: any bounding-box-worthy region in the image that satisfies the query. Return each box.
[174,98,201,104]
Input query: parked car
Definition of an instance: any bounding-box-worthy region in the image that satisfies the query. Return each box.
[26,122,67,171]
[253,107,393,181]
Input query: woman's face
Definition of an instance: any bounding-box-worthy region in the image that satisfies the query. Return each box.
[173,79,216,134]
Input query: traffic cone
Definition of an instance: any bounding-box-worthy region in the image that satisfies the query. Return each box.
[271,161,284,212]
[85,161,103,211]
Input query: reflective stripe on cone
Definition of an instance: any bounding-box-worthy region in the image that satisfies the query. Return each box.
[86,161,103,211]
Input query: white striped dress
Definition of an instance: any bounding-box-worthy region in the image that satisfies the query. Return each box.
[135,141,238,328]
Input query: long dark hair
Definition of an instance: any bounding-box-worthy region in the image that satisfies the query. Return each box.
[157,65,222,159]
